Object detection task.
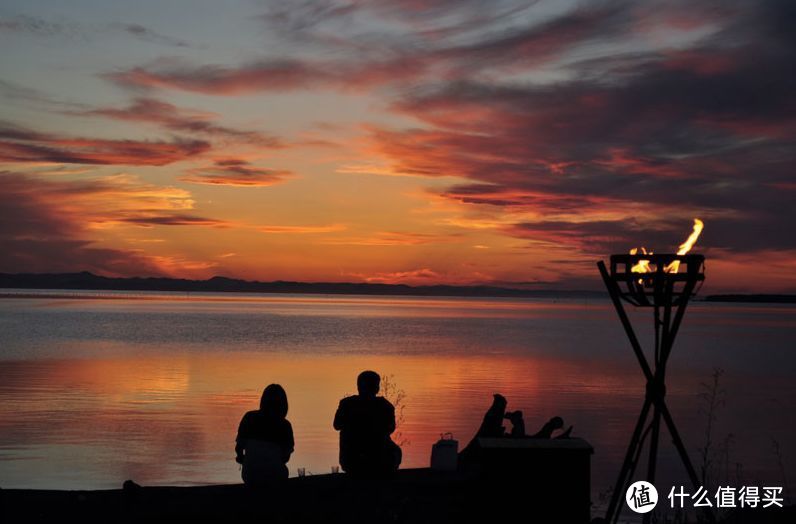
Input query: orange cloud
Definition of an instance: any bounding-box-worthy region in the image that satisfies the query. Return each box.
[258,224,345,234]
[180,159,294,187]
[357,268,442,284]
[348,267,497,286]
[321,231,460,246]
[0,171,231,277]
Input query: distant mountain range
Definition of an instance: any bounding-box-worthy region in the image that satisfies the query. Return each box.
[0,272,602,299]
[1,272,793,303]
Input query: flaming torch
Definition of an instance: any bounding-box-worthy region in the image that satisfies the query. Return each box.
[598,220,713,524]
[607,219,705,307]
[629,218,704,276]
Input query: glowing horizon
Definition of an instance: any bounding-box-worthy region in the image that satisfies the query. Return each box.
[2,1,795,293]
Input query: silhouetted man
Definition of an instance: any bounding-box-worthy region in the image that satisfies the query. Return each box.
[333,370,402,476]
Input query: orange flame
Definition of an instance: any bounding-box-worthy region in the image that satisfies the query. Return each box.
[630,218,704,274]
[630,247,652,273]
[664,218,704,272]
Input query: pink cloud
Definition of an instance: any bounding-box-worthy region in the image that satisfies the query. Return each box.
[0,122,209,166]
[77,97,283,146]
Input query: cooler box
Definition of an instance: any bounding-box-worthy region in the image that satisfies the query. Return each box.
[430,433,459,471]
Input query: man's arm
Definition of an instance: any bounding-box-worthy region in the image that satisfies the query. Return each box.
[385,400,396,435]
[333,399,346,430]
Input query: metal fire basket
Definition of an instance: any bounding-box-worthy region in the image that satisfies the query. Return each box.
[598,253,713,524]
[608,253,704,307]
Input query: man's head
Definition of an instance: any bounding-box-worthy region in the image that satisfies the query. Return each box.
[357,370,381,397]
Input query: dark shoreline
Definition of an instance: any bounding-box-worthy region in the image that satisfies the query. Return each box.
[3,272,795,303]
[3,289,795,305]
[0,271,602,299]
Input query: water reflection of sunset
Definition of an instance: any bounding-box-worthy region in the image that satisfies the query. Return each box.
[0,352,637,488]
[4,292,608,319]
[1,295,794,494]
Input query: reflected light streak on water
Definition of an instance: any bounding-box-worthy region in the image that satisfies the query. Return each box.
[0,293,794,496]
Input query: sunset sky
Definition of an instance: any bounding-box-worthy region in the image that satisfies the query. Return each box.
[1,0,794,292]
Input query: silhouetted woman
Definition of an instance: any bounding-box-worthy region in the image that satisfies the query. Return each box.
[235,384,294,485]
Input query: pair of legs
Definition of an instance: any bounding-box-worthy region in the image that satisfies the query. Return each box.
[340,440,402,477]
[505,411,573,439]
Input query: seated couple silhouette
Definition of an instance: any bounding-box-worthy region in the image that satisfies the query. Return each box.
[235,370,401,486]
[470,393,572,439]
[459,393,572,463]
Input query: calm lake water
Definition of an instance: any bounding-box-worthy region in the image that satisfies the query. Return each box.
[0,291,794,503]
